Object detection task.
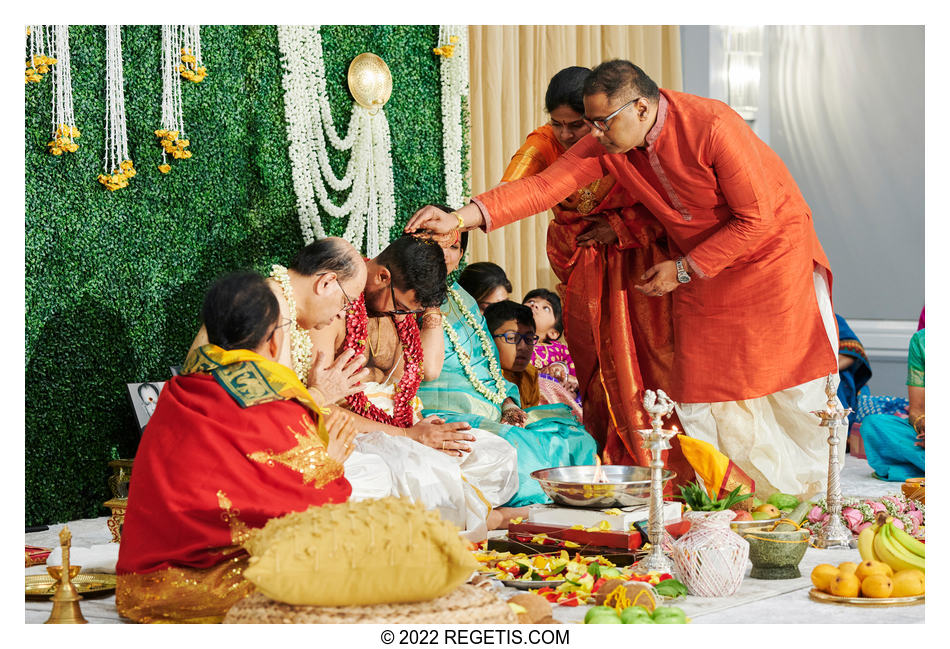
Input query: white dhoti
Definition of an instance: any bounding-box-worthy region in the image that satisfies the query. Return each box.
[675,269,842,500]
[343,382,519,540]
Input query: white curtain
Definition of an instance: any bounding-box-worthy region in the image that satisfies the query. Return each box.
[466,25,683,298]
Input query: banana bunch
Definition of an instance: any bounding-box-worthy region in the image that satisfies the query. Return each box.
[858,512,925,573]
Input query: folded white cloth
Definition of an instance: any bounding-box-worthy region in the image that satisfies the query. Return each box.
[44,544,120,574]
[344,428,519,541]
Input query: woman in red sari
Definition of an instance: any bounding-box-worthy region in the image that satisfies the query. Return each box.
[499,67,693,484]
[116,272,355,622]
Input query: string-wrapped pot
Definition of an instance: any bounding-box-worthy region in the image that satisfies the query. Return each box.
[672,510,749,597]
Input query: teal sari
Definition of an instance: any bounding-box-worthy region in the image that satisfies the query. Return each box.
[418,283,597,506]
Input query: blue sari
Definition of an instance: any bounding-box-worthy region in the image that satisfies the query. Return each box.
[417,283,597,506]
[836,314,871,425]
[860,329,925,481]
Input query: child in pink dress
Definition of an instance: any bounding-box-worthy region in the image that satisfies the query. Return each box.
[524,289,578,395]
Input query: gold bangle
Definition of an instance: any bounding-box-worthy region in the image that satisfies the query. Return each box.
[912,414,925,431]
[451,211,465,231]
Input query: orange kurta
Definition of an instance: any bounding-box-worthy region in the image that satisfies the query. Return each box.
[501,124,694,487]
[478,91,836,403]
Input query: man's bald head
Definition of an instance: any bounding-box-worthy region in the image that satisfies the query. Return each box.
[289,237,362,281]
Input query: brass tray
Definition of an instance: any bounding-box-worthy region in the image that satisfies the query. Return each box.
[347,53,392,109]
[808,588,924,607]
[26,573,117,599]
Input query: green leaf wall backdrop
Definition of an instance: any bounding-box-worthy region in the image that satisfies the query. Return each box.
[25,25,454,525]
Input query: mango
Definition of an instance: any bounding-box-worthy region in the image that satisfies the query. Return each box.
[767,493,800,511]
[860,574,894,598]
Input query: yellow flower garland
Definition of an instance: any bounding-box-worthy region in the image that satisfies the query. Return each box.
[179,47,207,83]
[97,160,136,191]
[47,123,80,155]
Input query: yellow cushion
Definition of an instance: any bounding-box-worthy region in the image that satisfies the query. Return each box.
[242,497,478,607]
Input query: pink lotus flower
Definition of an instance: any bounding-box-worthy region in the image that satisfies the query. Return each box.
[866,501,886,514]
[882,496,906,513]
[906,509,924,530]
[853,521,873,534]
[807,505,825,523]
[891,518,905,531]
[841,507,864,531]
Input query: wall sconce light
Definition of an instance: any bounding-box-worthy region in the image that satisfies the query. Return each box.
[726,26,763,121]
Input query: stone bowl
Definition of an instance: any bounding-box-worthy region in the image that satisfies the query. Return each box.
[740,528,810,579]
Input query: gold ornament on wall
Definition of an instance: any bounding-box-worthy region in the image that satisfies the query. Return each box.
[347,53,392,111]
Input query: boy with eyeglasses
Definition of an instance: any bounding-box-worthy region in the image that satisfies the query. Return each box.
[485,301,581,422]
[485,300,540,403]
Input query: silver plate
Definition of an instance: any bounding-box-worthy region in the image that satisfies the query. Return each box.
[530,465,675,508]
[498,579,566,590]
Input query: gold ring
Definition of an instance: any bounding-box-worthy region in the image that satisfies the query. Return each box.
[344,443,350,449]
[442,440,446,450]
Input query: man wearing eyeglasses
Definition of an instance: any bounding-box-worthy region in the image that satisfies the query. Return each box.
[188,237,372,408]
[406,60,839,499]
[311,234,520,539]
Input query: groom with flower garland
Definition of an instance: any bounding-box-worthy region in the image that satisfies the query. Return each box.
[189,236,518,537]
[309,234,520,538]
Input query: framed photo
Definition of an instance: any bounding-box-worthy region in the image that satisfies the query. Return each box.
[127,381,166,433]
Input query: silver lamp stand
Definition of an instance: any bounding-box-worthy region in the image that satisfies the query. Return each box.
[636,389,679,573]
[811,375,853,549]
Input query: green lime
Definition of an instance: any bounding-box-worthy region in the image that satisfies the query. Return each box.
[584,606,618,624]
[620,606,654,624]
[651,606,687,624]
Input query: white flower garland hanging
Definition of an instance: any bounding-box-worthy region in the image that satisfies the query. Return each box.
[277,25,396,256]
[156,25,195,174]
[47,25,80,156]
[435,26,469,209]
[442,286,508,405]
[25,25,56,85]
[99,25,136,191]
